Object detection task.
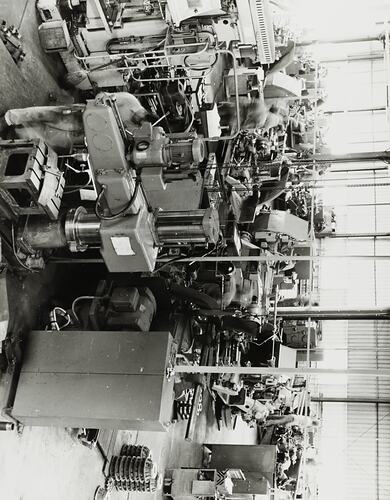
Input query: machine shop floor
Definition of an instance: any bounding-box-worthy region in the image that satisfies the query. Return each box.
[0,266,257,500]
[0,395,257,500]
[0,0,71,116]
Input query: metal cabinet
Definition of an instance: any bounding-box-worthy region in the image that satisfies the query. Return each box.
[12,330,176,431]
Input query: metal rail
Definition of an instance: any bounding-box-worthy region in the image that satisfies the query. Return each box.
[175,365,390,378]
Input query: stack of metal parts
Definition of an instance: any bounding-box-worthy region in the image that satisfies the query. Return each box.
[0,20,25,63]
[175,389,203,420]
[108,444,161,493]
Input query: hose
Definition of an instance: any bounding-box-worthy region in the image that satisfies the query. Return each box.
[169,284,220,310]
[94,180,141,221]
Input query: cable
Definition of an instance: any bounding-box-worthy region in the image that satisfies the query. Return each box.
[11,225,37,273]
[63,181,93,195]
[54,307,71,330]
[182,86,195,133]
[49,307,71,331]
[249,333,278,348]
[153,254,187,274]
[65,162,88,174]
[154,242,221,274]
[63,162,93,195]
[71,296,96,324]
[182,338,195,355]
[188,243,218,266]
[94,180,140,220]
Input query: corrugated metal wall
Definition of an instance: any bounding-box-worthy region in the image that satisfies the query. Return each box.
[318,402,390,500]
[347,321,390,400]
[346,403,390,500]
[345,322,390,500]
[316,161,390,497]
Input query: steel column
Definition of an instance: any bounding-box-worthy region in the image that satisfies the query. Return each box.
[276,306,390,320]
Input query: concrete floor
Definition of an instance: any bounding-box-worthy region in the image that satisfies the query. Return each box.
[0,388,256,500]
[0,0,71,116]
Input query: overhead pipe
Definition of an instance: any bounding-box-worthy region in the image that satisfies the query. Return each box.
[311,396,390,404]
[316,232,390,239]
[297,35,381,47]
[276,306,390,320]
[176,365,390,378]
[292,151,390,164]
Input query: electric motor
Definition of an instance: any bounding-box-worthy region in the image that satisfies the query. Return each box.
[130,123,205,168]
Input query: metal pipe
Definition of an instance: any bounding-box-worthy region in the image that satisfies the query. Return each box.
[48,258,104,264]
[156,255,390,263]
[317,232,390,239]
[324,106,386,115]
[175,365,390,378]
[310,151,390,163]
[311,396,390,404]
[330,167,388,173]
[297,35,381,47]
[320,54,383,63]
[276,306,390,320]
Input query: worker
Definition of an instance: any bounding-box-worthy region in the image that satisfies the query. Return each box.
[0,92,150,152]
[264,414,320,428]
[218,96,287,132]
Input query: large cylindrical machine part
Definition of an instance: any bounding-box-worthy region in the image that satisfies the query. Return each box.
[156,208,219,245]
[65,207,101,251]
[18,217,67,249]
[18,208,101,252]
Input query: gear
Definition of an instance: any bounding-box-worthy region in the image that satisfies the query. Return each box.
[108,447,159,492]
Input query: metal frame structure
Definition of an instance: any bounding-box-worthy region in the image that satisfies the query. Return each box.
[75,43,241,141]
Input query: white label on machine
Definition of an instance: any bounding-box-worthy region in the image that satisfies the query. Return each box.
[80,189,97,201]
[111,236,135,256]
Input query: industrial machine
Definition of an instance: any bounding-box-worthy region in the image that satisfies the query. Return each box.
[35,0,274,90]
[36,0,219,90]
[0,94,219,272]
[0,0,327,450]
